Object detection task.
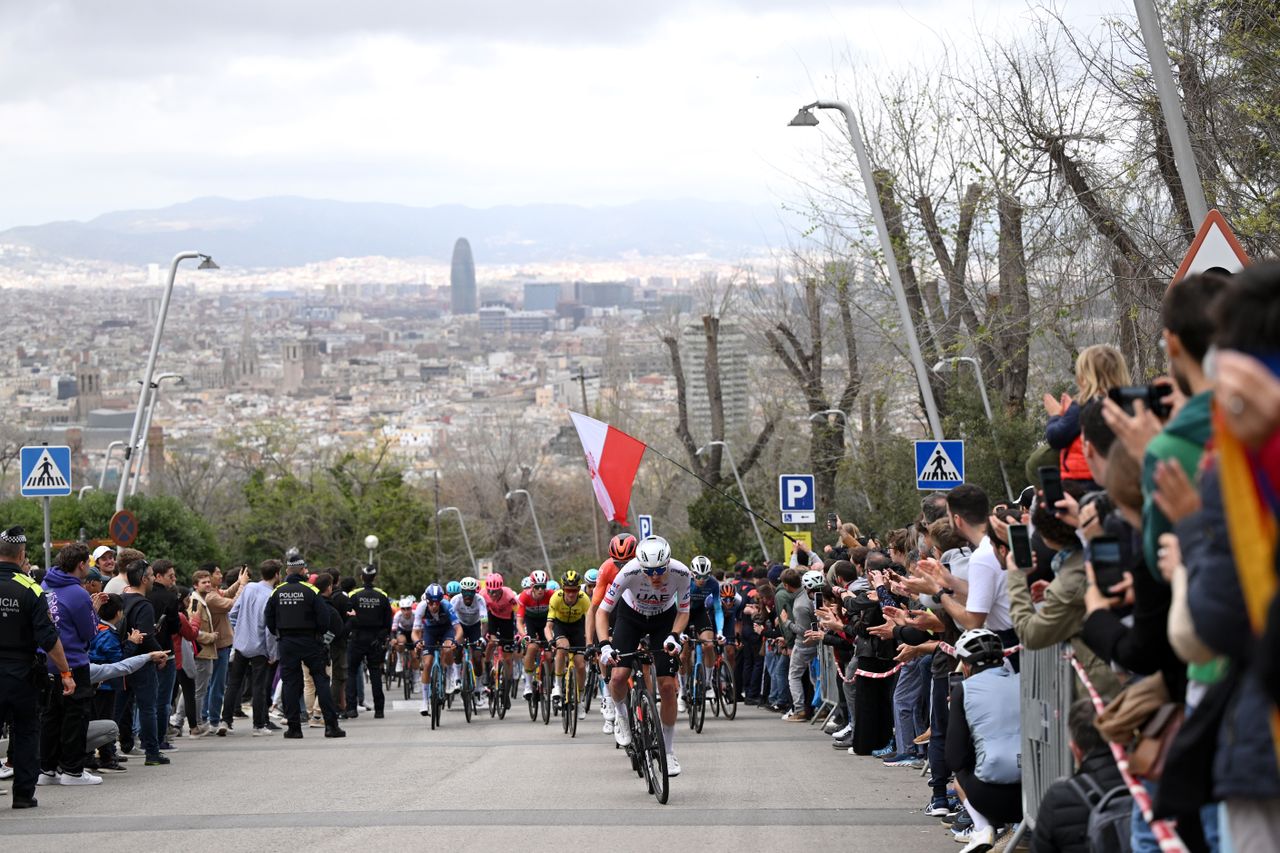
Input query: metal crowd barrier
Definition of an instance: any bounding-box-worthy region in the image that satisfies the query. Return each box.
[813,645,840,724]
[1007,644,1076,847]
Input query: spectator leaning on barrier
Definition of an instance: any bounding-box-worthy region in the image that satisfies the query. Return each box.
[1030,698,1126,853]
[941,485,1016,650]
[784,569,822,723]
[1182,261,1280,847]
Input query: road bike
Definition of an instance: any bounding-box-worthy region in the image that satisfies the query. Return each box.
[522,638,551,723]
[488,640,517,720]
[687,635,710,733]
[582,651,600,715]
[712,639,737,720]
[614,638,669,805]
[419,645,447,730]
[554,645,589,738]
[459,639,486,724]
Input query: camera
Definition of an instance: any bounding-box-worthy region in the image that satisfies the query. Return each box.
[1108,383,1173,419]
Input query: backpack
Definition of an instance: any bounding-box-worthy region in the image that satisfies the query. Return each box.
[1066,774,1132,853]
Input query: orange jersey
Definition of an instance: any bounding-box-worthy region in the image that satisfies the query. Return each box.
[591,558,626,607]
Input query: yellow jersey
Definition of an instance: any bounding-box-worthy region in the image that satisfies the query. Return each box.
[546,589,591,623]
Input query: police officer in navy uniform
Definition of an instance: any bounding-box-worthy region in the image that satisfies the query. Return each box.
[0,527,76,809]
[264,549,345,740]
[345,564,392,719]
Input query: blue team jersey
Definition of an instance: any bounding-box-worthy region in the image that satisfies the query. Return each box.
[414,599,459,630]
[689,577,719,613]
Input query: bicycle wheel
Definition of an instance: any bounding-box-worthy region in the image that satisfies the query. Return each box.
[495,665,507,719]
[627,693,644,777]
[462,657,474,723]
[431,664,444,730]
[717,661,737,720]
[693,666,707,733]
[540,659,552,725]
[560,673,570,734]
[403,657,413,700]
[583,667,597,715]
[637,687,669,804]
[567,667,578,737]
[384,653,395,690]
[527,671,539,721]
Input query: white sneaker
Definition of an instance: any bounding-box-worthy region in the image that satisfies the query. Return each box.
[552,683,563,701]
[474,693,488,709]
[36,770,60,786]
[677,696,687,714]
[958,826,994,853]
[602,718,614,735]
[252,727,274,737]
[831,724,852,739]
[60,771,102,786]
[0,764,13,780]
[666,753,681,777]
[216,722,229,736]
[613,713,632,747]
[522,675,533,698]
[602,697,616,722]
[420,693,431,716]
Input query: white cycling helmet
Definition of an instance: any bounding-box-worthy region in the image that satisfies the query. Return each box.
[801,570,825,591]
[955,628,1004,667]
[521,576,532,590]
[636,536,671,570]
[459,576,479,593]
[398,595,415,608]
[529,570,549,586]
[690,555,712,578]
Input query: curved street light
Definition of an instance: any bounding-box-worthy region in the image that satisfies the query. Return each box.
[436,506,476,573]
[98,440,125,490]
[932,357,1014,501]
[117,252,216,511]
[130,372,184,495]
[506,488,552,573]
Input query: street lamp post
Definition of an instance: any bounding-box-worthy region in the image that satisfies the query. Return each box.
[129,372,184,496]
[364,534,379,566]
[98,440,125,490]
[697,440,768,563]
[789,102,943,441]
[116,252,217,512]
[436,506,476,573]
[506,488,552,573]
[932,357,1014,501]
[78,486,95,500]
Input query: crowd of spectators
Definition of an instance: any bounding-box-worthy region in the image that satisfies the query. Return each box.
[727,263,1280,853]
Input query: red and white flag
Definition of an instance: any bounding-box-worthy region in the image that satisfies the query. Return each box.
[569,411,646,525]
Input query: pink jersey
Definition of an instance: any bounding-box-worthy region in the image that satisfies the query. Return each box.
[483,586,518,620]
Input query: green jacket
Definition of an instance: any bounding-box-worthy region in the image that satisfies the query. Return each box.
[1142,390,1212,578]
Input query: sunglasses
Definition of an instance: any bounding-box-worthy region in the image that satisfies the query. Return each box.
[532,585,546,591]
[642,566,668,577]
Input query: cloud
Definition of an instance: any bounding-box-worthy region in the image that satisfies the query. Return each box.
[0,0,1125,229]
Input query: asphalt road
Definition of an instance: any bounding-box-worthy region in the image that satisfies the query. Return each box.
[2,679,957,852]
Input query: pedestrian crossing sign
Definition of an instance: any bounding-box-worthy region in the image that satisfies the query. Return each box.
[915,440,964,490]
[20,445,73,497]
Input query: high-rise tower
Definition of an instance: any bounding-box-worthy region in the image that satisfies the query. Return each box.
[450,238,477,315]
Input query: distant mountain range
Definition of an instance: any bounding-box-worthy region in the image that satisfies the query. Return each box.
[0,196,800,267]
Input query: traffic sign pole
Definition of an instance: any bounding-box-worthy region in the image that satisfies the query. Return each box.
[42,497,51,571]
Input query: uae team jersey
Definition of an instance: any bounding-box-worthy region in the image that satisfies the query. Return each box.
[600,559,691,616]
[482,586,518,620]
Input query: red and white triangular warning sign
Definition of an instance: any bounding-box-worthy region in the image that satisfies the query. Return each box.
[1171,209,1249,286]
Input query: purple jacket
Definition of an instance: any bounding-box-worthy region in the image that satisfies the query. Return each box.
[43,567,96,670]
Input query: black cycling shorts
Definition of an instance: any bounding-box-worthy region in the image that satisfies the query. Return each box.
[551,620,586,650]
[459,621,483,646]
[688,608,714,636]
[610,603,679,678]
[489,616,516,643]
[523,616,548,642]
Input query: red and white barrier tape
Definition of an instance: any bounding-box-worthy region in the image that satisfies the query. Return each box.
[934,641,1023,659]
[1065,651,1188,853]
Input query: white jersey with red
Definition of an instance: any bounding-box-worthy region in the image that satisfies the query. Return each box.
[483,586,518,620]
[599,558,691,617]
[516,588,553,620]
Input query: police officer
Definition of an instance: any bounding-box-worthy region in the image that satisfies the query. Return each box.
[264,549,345,740]
[0,527,76,809]
[345,564,392,719]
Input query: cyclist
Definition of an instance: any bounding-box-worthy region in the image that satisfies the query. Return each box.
[588,533,637,734]
[413,583,463,716]
[393,595,417,674]
[445,580,462,601]
[482,573,518,690]
[597,535,691,777]
[583,568,599,601]
[450,576,488,707]
[520,576,532,591]
[681,555,721,711]
[515,569,553,698]
[716,582,741,678]
[546,570,591,708]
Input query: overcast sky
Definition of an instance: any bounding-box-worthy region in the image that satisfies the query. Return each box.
[0,0,1121,229]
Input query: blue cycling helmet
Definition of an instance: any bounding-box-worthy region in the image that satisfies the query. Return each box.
[424,583,445,602]
[446,580,462,596]
[547,580,560,591]
[584,568,600,584]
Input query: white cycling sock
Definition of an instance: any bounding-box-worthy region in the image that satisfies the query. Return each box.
[662,723,675,753]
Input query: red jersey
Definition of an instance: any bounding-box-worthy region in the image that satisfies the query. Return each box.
[516,588,552,619]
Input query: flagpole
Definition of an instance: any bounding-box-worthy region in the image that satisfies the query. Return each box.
[578,368,603,558]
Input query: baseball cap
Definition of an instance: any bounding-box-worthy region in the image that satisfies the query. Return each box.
[91,545,113,565]
[86,568,105,583]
